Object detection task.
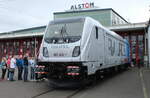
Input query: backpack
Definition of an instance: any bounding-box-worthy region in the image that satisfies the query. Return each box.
[1,62,6,69]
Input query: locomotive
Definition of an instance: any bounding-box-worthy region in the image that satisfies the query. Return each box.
[36,17,130,86]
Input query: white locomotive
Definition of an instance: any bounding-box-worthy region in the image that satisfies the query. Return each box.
[37,17,130,86]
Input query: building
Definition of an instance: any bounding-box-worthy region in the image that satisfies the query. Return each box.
[54,8,128,26]
[109,23,147,66]
[0,26,45,59]
[0,8,148,66]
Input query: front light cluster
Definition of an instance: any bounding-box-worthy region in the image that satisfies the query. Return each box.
[43,47,49,57]
[72,46,80,57]
[67,66,80,76]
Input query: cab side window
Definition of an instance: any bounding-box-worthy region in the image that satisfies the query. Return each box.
[95,26,98,39]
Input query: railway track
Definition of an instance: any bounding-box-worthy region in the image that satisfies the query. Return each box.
[66,87,85,98]
[31,88,55,98]
[31,86,85,98]
[31,76,111,98]
[31,69,126,98]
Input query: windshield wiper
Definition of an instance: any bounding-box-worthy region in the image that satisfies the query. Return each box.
[60,24,68,39]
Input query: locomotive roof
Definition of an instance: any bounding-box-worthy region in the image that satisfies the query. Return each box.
[51,17,86,24]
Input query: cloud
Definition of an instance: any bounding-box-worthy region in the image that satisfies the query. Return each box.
[0,9,47,32]
[0,0,149,32]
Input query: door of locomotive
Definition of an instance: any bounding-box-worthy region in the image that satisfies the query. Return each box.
[97,27,104,66]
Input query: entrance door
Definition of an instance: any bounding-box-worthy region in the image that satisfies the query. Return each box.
[130,35,144,66]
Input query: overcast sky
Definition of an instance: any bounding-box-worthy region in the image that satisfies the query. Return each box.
[0,0,149,32]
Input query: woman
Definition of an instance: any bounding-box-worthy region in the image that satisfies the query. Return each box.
[6,56,11,80]
[1,57,7,80]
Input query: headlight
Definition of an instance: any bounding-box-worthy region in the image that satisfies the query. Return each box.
[43,47,49,57]
[72,46,80,57]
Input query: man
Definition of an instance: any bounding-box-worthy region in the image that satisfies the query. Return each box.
[16,55,23,80]
[9,55,16,81]
[23,55,29,82]
[29,57,36,81]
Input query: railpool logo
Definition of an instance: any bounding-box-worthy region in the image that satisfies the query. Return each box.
[51,45,69,49]
[70,2,94,10]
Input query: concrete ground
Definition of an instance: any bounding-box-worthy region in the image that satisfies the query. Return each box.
[0,68,150,98]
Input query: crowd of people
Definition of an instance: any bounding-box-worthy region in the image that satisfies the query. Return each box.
[0,54,36,82]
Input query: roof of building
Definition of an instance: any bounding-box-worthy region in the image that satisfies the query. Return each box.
[0,26,46,39]
[0,25,46,35]
[0,22,147,39]
[108,22,148,31]
[54,8,128,23]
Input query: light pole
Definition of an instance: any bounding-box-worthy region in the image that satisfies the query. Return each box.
[34,37,37,58]
[147,19,150,67]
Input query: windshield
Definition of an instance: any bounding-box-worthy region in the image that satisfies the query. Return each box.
[44,19,84,44]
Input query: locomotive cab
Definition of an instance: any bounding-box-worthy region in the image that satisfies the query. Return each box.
[38,18,85,62]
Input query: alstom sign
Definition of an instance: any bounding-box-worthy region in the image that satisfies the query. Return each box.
[70,2,94,10]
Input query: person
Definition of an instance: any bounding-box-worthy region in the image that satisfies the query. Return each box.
[1,57,7,80]
[9,55,16,81]
[6,56,11,80]
[136,56,140,69]
[16,55,23,80]
[29,57,36,81]
[0,61,1,68]
[131,59,134,67]
[0,61,2,76]
[23,55,29,82]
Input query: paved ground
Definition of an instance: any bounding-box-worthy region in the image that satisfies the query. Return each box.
[0,68,150,98]
[72,68,144,98]
[142,69,150,98]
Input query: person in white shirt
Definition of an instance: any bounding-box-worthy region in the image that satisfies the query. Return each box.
[9,55,16,81]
